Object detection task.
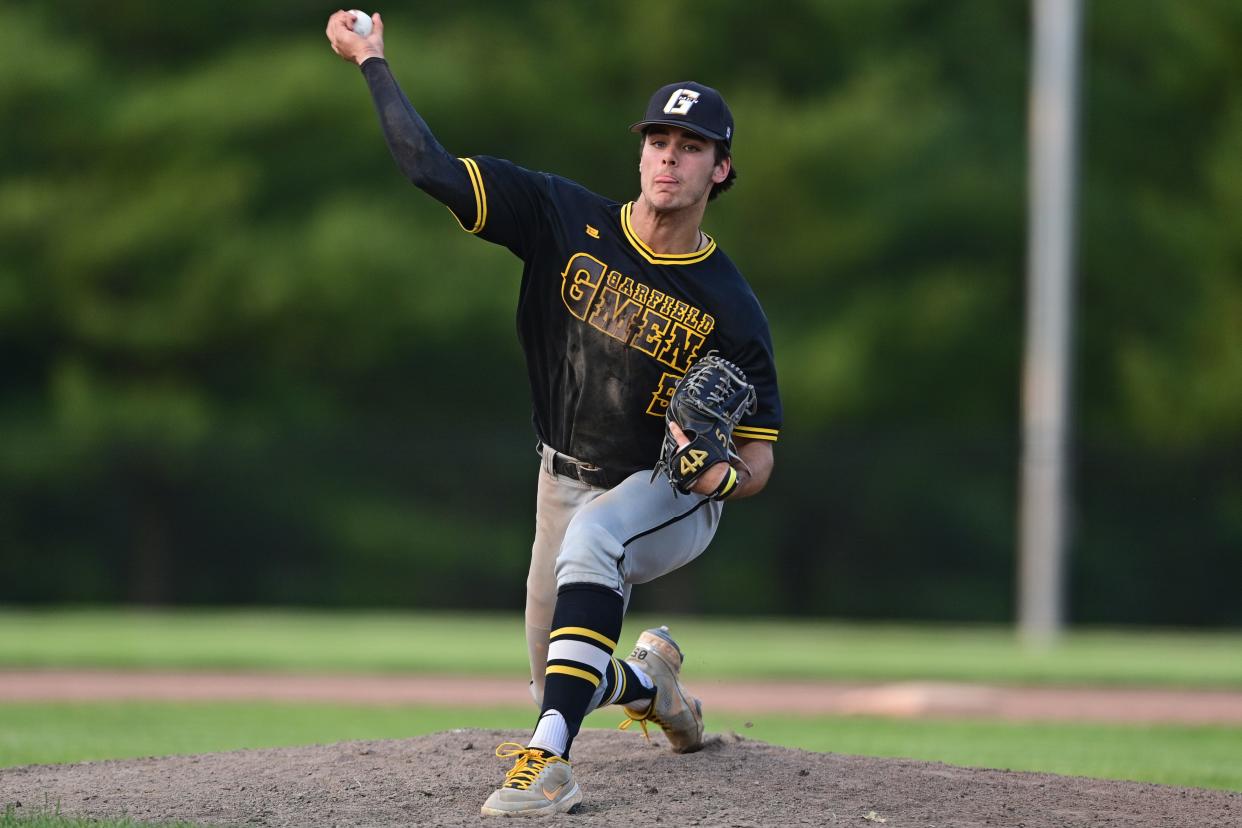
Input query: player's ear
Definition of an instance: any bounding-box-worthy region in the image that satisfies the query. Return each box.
[712,155,731,184]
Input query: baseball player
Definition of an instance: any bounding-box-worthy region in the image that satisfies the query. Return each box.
[327,11,782,817]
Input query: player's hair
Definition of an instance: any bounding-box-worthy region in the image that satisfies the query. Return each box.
[709,141,736,201]
[639,129,737,201]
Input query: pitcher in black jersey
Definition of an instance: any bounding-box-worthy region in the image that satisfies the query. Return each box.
[328,11,782,817]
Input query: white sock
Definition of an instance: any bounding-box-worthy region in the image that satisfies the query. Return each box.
[631,662,655,690]
[527,709,570,756]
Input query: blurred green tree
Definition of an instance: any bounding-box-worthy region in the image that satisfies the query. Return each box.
[0,0,1237,624]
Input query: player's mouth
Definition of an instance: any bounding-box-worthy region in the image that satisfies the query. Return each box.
[653,174,680,186]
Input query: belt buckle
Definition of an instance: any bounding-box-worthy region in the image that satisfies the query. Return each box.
[577,463,608,488]
[552,453,580,482]
[554,451,603,486]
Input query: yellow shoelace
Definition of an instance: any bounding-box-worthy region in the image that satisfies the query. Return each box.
[617,700,662,743]
[494,742,564,790]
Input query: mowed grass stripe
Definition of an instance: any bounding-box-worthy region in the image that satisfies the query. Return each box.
[1,609,1240,687]
[1,808,200,828]
[0,702,1239,792]
[0,702,526,769]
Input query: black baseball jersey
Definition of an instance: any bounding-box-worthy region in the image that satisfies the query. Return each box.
[447,156,782,478]
[358,58,780,479]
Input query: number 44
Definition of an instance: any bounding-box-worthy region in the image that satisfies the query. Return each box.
[679,449,710,476]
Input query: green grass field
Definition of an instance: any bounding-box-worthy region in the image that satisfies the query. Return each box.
[2,608,1240,686]
[1,807,197,828]
[1,608,1240,796]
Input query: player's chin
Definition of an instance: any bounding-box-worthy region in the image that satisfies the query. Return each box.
[645,190,690,212]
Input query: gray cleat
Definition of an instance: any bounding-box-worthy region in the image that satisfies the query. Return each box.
[480,742,582,817]
[621,625,705,753]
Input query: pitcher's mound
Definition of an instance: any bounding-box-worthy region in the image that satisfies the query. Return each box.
[1,729,1237,827]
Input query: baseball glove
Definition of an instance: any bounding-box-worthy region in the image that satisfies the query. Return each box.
[654,352,757,498]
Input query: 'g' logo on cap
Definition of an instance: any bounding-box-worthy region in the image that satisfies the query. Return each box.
[662,89,701,116]
[632,81,734,149]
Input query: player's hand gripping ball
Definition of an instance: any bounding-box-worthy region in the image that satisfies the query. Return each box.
[350,9,373,37]
[654,353,757,499]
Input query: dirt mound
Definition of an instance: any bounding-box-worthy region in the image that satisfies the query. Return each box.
[1,729,1237,827]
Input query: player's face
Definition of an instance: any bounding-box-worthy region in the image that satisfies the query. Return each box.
[639,127,730,212]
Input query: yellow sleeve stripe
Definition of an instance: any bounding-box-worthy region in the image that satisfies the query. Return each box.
[550,626,618,650]
[448,157,487,234]
[735,426,779,442]
[546,664,602,687]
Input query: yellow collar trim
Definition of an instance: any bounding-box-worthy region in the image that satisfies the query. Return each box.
[620,202,716,265]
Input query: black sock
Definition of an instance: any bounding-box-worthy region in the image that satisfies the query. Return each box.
[528,583,623,759]
[595,656,656,708]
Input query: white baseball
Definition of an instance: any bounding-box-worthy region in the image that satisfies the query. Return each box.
[350,10,373,38]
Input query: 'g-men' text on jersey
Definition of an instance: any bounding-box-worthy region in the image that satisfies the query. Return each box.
[449,156,782,478]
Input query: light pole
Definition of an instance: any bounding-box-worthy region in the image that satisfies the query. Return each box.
[1019,0,1083,646]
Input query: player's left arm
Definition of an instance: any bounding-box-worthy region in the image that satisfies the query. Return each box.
[724,318,780,500]
[667,302,780,500]
[730,437,774,499]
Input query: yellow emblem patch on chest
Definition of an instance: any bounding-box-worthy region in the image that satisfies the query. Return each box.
[585,225,600,239]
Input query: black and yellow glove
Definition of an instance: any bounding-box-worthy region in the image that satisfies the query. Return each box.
[654,352,757,499]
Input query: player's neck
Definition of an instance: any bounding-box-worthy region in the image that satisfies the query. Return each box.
[630,197,708,255]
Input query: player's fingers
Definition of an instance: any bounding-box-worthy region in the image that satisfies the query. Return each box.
[373,13,384,36]
[668,421,690,449]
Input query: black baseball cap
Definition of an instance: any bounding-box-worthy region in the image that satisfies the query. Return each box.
[629,81,734,151]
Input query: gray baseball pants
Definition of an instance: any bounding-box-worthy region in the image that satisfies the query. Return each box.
[524,443,723,706]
